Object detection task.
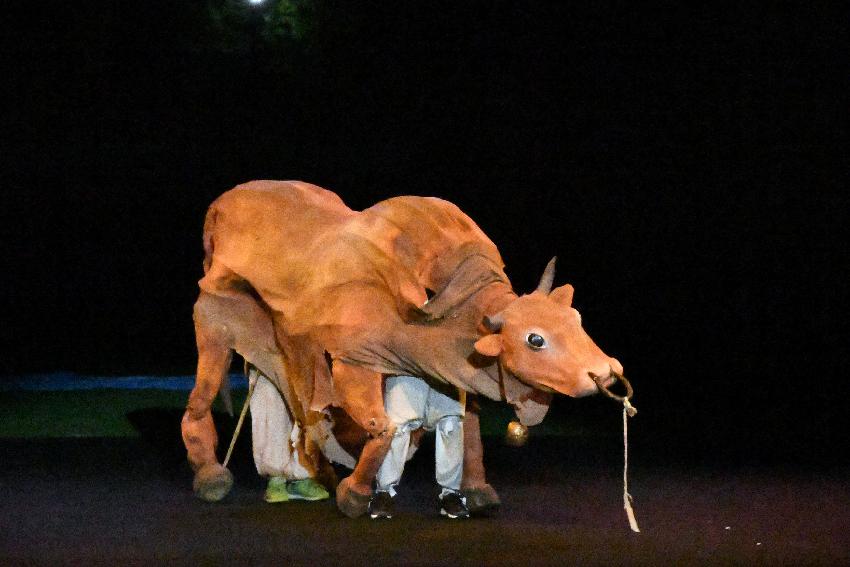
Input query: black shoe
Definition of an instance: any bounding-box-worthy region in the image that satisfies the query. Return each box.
[438,491,470,519]
[369,491,395,519]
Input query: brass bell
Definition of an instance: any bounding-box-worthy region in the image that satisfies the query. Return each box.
[504,421,529,447]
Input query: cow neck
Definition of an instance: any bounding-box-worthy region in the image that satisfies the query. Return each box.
[479,283,518,320]
[397,280,517,400]
[441,280,517,396]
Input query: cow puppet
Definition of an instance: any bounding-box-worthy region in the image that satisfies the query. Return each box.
[182,180,624,517]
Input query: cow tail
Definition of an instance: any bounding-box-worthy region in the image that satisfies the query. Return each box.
[202,206,218,274]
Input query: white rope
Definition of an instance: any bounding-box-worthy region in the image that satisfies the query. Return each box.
[622,399,640,532]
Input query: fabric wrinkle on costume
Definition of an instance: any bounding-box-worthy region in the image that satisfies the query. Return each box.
[375,375,464,498]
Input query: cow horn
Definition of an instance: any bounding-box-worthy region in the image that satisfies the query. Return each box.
[483,314,504,333]
[535,257,557,294]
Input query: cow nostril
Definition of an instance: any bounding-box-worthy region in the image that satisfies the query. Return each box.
[609,358,624,376]
[588,371,615,389]
[589,371,614,388]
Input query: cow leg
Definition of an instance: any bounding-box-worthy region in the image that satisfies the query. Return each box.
[182,295,234,502]
[331,361,395,518]
[461,400,501,514]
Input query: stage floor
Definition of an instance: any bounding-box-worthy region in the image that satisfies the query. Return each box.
[1,432,847,566]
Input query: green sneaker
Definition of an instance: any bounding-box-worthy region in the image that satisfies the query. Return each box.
[286,478,330,501]
[264,476,290,503]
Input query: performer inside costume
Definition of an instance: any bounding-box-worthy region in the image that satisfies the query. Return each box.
[248,365,354,502]
[250,365,468,517]
[368,375,468,519]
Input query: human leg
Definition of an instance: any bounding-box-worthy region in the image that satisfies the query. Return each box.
[434,415,464,496]
[424,386,468,518]
[423,386,464,494]
[368,375,429,518]
[374,375,428,495]
[248,367,328,502]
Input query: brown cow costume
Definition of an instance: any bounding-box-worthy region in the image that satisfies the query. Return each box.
[182,180,624,517]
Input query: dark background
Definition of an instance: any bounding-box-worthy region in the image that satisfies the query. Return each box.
[1,1,847,465]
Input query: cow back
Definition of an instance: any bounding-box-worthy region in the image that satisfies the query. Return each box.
[353,196,505,296]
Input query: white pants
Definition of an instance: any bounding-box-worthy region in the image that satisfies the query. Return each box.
[249,370,312,480]
[375,375,464,497]
[248,367,356,479]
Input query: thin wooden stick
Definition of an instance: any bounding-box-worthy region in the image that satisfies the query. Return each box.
[223,371,257,469]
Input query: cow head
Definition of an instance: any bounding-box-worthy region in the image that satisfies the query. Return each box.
[474,258,623,407]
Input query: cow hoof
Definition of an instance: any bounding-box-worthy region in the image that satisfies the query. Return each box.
[464,484,501,515]
[335,476,371,518]
[193,463,234,502]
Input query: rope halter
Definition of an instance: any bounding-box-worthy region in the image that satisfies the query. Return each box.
[591,372,641,533]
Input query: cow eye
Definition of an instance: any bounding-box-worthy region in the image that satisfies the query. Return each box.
[526,333,546,349]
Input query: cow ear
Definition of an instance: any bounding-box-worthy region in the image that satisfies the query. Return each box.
[474,334,503,358]
[550,284,574,307]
